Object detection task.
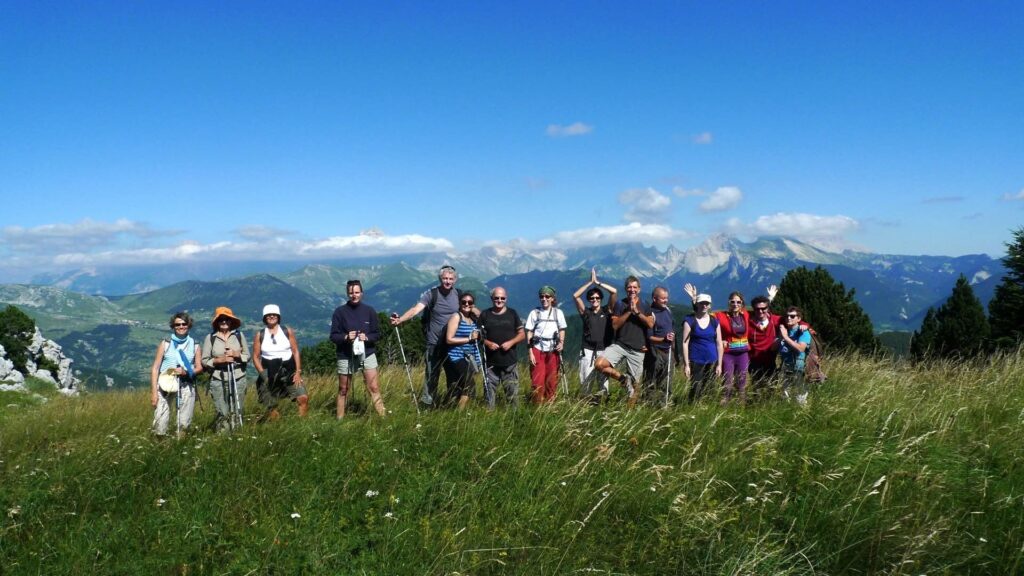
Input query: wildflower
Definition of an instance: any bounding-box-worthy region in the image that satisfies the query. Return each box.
[155,499,166,508]
[745,497,756,503]
[560,481,567,486]
[979,537,988,543]
[384,512,395,519]
[649,486,657,492]
[415,423,422,429]
[366,490,379,498]
[8,505,21,518]
[290,512,301,519]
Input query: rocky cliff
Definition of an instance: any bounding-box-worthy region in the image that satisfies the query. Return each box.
[0,327,81,395]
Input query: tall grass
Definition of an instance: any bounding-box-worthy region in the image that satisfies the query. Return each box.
[1,351,1022,574]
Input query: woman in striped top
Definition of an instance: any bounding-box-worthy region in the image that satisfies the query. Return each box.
[444,292,482,410]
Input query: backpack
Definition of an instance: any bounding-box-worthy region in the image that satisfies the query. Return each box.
[798,323,827,383]
[422,287,463,337]
[205,330,249,372]
[256,325,290,346]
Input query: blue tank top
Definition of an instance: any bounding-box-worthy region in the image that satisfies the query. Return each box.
[447,317,482,365]
[686,315,719,365]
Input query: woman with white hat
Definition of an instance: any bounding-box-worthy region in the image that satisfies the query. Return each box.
[680,293,723,402]
[201,306,250,432]
[252,304,307,419]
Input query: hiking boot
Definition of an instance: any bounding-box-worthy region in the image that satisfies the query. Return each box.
[623,374,638,407]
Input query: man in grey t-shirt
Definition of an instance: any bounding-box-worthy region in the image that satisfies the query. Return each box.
[390,265,464,407]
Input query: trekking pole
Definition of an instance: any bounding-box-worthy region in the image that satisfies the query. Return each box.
[391,315,420,415]
[663,304,673,408]
[227,363,242,431]
[558,352,569,397]
[175,385,182,438]
[664,343,673,408]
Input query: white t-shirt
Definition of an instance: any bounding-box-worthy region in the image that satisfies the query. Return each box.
[525,307,567,352]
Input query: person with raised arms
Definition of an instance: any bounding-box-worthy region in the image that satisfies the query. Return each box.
[680,293,723,402]
[588,276,654,406]
[573,268,616,400]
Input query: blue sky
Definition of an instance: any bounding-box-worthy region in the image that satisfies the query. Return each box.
[1,1,1022,281]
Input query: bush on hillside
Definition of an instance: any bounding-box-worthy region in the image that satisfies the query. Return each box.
[0,305,35,373]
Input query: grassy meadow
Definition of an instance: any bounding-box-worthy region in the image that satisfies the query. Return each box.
[2,352,1023,575]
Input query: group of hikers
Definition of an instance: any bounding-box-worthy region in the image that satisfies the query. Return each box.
[150,266,819,437]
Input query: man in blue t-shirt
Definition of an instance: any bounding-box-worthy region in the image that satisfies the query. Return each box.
[642,286,674,406]
[778,306,813,405]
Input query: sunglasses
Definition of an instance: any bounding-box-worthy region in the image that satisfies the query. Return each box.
[787,313,799,318]
[729,300,743,304]
[588,296,602,301]
[491,296,506,301]
[754,307,768,312]
[172,323,188,328]
[540,295,554,299]
[460,300,475,306]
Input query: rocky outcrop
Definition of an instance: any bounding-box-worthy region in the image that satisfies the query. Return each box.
[0,328,80,395]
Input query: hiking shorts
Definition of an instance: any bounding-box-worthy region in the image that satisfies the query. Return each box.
[600,343,644,380]
[337,353,378,375]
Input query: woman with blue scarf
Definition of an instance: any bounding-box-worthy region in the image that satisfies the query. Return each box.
[150,312,203,437]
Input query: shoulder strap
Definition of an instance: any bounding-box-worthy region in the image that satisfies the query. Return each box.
[428,286,440,310]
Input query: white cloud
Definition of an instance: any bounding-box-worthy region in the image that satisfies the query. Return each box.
[724,212,861,251]
[299,233,453,256]
[546,122,594,137]
[34,228,453,267]
[1,218,176,253]
[699,187,743,213]
[1001,189,1024,201]
[692,132,713,144]
[618,187,672,224]
[536,222,692,249]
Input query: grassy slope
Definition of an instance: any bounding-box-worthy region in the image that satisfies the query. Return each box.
[1,353,1022,575]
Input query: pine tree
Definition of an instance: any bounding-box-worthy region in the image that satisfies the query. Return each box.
[932,274,990,357]
[988,227,1024,348]
[910,307,938,360]
[772,266,878,354]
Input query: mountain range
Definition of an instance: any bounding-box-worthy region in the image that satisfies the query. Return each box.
[2,235,1005,387]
